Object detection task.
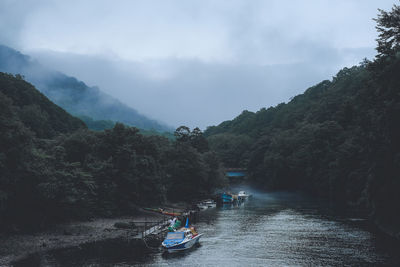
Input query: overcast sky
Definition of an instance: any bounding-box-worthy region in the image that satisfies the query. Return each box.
[0,0,396,129]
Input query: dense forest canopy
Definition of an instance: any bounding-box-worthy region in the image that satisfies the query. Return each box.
[205,4,400,238]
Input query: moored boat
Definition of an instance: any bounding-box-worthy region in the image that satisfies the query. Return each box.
[238,191,252,200]
[203,199,216,208]
[221,193,233,203]
[143,207,160,212]
[143,207,182,216]
[162,218,203,252]
[197,199,216,210]
[162,211,182,216]
[197,203,208,210]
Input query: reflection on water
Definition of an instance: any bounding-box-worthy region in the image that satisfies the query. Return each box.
[38,191,400,266]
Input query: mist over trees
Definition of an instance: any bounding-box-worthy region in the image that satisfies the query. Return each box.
[0,45,172,132]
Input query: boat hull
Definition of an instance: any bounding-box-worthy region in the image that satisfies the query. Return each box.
[163,234,203,252]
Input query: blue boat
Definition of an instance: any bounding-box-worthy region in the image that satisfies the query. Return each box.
[221,193,233,203]
[161,218,203,252]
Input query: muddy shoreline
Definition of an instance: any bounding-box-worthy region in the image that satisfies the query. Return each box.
[0,205,194,266]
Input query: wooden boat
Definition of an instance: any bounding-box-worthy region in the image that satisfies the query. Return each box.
[143,207,161,213]
[162,211,182,216]
[143,208,181,216]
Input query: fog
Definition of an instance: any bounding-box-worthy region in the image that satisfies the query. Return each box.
[0,0,396,129]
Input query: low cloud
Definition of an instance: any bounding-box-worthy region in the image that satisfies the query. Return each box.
[1,0,397,128]
[30,42,370,129]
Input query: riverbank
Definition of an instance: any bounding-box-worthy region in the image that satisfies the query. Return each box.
[0,209,169,266]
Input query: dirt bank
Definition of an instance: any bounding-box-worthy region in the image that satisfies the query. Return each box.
[0,209,166,266]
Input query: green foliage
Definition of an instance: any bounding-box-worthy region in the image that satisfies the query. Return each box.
[208,133,252,168]
[164,142,225,202]
[78,115,115,131]
[375,4,400,58]
[174,126,209,153]
[139,128,175,140]
[77,115,175,141]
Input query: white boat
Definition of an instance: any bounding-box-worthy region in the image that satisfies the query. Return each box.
[203,199,216,208]
[197,203,208,210]
[197,199,216,210]
[238,191,252,200]
[162,218,203,252]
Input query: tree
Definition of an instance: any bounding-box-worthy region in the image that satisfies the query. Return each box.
[174,126,191,142]
[375,4,400,58]
[190,127,209,153]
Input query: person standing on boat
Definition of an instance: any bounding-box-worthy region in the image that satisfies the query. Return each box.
[169,217,177,227]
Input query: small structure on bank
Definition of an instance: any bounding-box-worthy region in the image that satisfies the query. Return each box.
[224,168,247,183]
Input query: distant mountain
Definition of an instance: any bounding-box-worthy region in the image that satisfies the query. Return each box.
[0,72,86,138]
[0,45,172,132]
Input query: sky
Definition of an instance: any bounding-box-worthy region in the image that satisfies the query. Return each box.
[0,0,397,129]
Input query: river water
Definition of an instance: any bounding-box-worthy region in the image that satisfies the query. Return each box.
[37,191,400,266]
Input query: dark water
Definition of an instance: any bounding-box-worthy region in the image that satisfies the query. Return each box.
[35,192,400,266]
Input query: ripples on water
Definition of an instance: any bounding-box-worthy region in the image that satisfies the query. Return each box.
[139,192,399,267]
[43,191,400,266]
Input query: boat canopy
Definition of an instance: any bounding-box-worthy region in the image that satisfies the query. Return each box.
[165,232,184,240]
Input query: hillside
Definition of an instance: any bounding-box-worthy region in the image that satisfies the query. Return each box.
[0,45,172,132]
[205,59,400,238]
[204,9,400,238]
[0,72,85,138]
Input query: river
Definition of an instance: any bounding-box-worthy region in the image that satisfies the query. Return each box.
[35,191,400,266]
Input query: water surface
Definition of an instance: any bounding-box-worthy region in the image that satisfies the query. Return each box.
[138,192,399,266]
[42,192,400,266]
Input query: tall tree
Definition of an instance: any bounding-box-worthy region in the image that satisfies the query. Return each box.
[375,4,400,58]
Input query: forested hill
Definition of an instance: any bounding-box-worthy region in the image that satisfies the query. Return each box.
[0,45,172,132]
[205,6,400,239]
[0,72,85,138]
[0,73,224,232]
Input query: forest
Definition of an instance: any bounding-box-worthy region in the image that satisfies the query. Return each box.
[205,6,400,238]
[0,73,225,231]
